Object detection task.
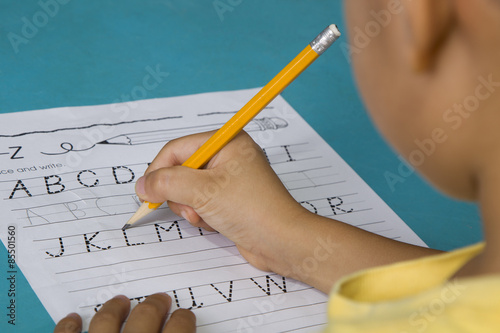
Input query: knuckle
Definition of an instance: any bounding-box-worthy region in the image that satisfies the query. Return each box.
[192,191,210,211]
[148,170,171,195]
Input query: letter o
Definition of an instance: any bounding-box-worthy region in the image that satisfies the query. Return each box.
[429,299,445,315]
[256,130,274,145]
[365,21,381,38]
[302,257,318,273]
[33,11,49,27]
[131,86,147,100]
[204,182,220,198]
[408,150,425,167]
[463,95,479,112]
[96,289,113,304]
[247,313,264,327]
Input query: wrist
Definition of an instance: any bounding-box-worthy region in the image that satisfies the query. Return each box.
[260,208,324,277]
[261,210,339,291]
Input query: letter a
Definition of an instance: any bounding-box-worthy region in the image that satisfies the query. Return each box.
[7,32,29,54]
[9,180,32,199]
[213,0,233,21]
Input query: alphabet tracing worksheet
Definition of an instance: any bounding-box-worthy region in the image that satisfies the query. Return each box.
[0,88,426,332]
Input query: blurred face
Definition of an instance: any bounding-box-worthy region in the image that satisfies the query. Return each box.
[343,0,479,198]
[344,1,423,152]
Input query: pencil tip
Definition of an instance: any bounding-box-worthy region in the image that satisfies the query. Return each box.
[97,140,109,144]
[122,224,131,231]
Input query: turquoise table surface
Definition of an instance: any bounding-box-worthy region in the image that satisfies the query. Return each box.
[0,0,482,331]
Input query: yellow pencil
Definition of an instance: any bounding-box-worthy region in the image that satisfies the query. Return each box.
[122,24,341,230]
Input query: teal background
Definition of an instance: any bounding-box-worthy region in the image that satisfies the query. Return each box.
[0,0,481,331]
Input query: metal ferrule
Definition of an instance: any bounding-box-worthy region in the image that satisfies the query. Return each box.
[310,25,340,55]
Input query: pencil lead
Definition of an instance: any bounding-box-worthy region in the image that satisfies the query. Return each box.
[121,224,131,231]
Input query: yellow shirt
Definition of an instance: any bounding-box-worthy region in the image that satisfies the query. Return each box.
[325,243,500,332]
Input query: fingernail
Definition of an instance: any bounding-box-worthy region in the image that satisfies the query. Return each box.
[180,210,191,223]
[135,176,145,196]
[151,292,172,306]
[112,295,130,302]
[153,292,171,299]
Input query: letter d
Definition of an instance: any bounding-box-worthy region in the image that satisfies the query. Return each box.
[397,155,414,177]
[414,137,436,156]
[21,17,38,38]
[353,26,371,48]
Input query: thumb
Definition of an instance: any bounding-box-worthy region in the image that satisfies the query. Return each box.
[135,165,212,209]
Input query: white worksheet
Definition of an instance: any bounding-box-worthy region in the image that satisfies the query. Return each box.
[0,88,426,332]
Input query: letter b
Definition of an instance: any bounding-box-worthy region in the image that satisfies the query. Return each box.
[38,0,60,17]
[45,175,66,194]
[254,299,275,314]
[414,137,436,156]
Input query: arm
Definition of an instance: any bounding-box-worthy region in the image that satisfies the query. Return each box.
[137,131,440,293]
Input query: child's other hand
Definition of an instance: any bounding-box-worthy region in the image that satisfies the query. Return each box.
[135,131,307,273]
[53,293,195,333]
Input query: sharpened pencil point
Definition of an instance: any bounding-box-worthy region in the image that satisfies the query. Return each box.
[123,201,159,229]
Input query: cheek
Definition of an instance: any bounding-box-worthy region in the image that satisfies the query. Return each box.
[344,1,413,146]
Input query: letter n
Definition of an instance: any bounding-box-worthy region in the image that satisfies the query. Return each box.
[7,32,29,54]
[213,0,233,21]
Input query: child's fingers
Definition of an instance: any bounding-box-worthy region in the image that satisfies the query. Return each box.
[162,309,196,333]
[146,131,216,174]
[53,313,82,333]
[122,293,172,333]
[168,202,202,224]
[88,295,130,333]
[168,202,215,230]
[137,166,214,208]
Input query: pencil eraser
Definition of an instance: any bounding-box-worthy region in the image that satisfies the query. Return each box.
[310,24,341,55]
[329,24,341,38]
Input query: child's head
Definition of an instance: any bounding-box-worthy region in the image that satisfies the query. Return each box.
[344,0,500,201]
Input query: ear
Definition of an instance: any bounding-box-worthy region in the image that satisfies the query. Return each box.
[405,0,455,72]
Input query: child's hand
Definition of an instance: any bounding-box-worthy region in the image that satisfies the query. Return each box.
[135,131,308,273]
[53,293,195,333]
